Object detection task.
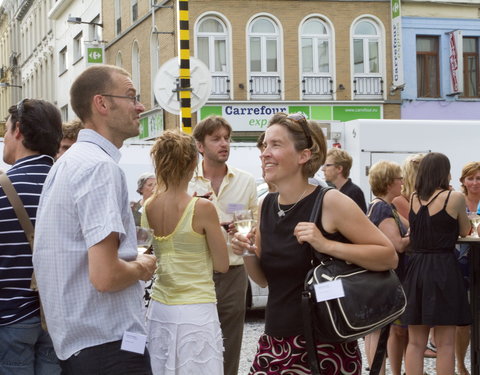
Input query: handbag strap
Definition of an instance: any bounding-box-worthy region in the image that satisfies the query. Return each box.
[0,171,35,249]
[307,186,334,264]
[302,186,332,375]
[369,325,390,375]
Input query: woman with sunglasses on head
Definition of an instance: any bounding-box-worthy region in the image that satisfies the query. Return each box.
[403,153,471,375]
[232,112,397,374]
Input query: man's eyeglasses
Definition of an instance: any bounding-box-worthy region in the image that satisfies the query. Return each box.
[286,113,313,148]
[322,163,336,169]
[101,94,139,106]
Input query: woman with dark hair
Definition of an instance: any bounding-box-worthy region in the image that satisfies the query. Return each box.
[403,152,471,375]
[232,112,397,374]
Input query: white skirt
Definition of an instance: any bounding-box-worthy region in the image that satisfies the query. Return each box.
[146,300,224,375]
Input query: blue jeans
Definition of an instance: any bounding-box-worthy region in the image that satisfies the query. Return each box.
[59,340,153,375]
[0,315,60,375]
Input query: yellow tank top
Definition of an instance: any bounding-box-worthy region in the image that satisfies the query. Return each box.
[145,198,216,305]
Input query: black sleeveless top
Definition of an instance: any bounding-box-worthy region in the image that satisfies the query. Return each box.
[260,186,350,336]
[409,190,459,253]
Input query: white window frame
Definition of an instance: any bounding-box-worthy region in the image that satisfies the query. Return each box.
[116,51,123,67]
[132,41,141,99]
[59,46,67,75]
[131,0,138,23]
[350,15,386,100]
[299,15,335,99]
[73,31,83,63]
[151,30,160,105]
[195,12,232,99]
[115,0,122,35]
[246,13,283,100]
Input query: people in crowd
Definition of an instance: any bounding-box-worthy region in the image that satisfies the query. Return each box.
[455,161,480,375]
[403,152,471,375]
[366,160,410,375]
[231,112,397,374]
[321,148,367,212]
[33,65,157,375]
[188,115,257,375]
[0,99,63,374]
[131,172,156,226]
[142,130,228,374]
[56,118,84,159]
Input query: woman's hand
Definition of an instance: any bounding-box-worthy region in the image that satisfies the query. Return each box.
[231,230,257,256]
[294,222,329,251]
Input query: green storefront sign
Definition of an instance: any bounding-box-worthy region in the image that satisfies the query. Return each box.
[86,46,104,64]
[199,104,382,131]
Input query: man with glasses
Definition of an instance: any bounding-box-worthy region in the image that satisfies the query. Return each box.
[322,148,367,213]
[0,99,63,374]
[33,65,156,375]
[189,115,257,375]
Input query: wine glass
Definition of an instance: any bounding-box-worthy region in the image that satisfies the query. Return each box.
[233,210,256,257]
[221,214,234,245]
[468,213,480,238]
[136,226,154,253]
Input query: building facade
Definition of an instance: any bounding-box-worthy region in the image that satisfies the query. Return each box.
[103,0,402,140]
[400,0,480,119]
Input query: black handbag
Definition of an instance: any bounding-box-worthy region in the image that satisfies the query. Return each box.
[301,187,407,375]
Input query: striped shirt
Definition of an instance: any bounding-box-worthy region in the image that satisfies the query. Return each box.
[0,154,54,326]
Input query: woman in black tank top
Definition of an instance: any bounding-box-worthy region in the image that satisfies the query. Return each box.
[231,112,397,375]
[403,152,471,375]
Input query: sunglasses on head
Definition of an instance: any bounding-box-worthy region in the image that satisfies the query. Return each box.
[286,113,313,148]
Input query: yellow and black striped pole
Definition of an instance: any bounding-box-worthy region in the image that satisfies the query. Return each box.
[177,0,192,133]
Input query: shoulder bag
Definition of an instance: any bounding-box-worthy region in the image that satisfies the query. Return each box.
[301,187,406,375]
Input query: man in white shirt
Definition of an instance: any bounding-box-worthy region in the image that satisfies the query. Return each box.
[189,116,257,375]
[33,65,156,375]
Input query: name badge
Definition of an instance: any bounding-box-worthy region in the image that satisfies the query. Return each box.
[314,279,345,302]
[227,203,245,214]
[121,331,147,354]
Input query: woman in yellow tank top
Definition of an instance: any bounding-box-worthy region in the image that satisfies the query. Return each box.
[142,130,229,375]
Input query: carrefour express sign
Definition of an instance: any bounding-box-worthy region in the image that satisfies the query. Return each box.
[199,104,382,131]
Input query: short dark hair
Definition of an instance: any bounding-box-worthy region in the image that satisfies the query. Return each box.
[192,115,232,144]
[415,152,450,200]
[70,65,130,122]
[8,99,62,157]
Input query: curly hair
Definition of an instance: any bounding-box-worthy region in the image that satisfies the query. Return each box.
[62,118,84,141]
[267,112,327,178]
[150,130,198,191]
[368,160,402,197]
[8,99,62,157]
[400,153,425,199]
[460,161,480,196]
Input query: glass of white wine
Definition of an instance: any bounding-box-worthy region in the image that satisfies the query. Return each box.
[136,226,154,254]
[468,213,480,238]
[233,209,256,257]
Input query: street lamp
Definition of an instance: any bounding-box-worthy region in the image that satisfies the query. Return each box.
[67,17,103,28]
[0,82,22,88]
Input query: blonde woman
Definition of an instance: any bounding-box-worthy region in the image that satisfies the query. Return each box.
[142,130,228,374]
[232,113,397,374]
[366,160,410,375]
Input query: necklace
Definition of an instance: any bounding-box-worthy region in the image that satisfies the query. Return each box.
[277,188,308,217]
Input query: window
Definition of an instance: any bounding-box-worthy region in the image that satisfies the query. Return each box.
[61,104,68,122]
[89,15,101,42]
[131,0,138,22]
[300,17,333,97]
[132,41,141,99]
[463,37,479,98]
[151,32,160,105]
[116,51,123,67]
[196,15,230,98]
[416,36,439,98]
[73,32,83,62]
[353,20,379,74]
[115,0,122,35]
[59,46,67,74]
[351,17,384,98]
[248,16,281,98]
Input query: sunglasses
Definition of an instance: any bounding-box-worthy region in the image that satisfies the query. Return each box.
[286,113,313,149]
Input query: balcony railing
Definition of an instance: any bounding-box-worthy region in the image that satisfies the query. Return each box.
[249,75,281,99]
[210,74,230,99]
[302,75,333,98]
[353,76,383,99]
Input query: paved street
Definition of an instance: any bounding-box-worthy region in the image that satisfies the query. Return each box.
[240,310,471,374]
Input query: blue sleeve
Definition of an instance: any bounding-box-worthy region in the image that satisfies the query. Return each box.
[368,201,393,228]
